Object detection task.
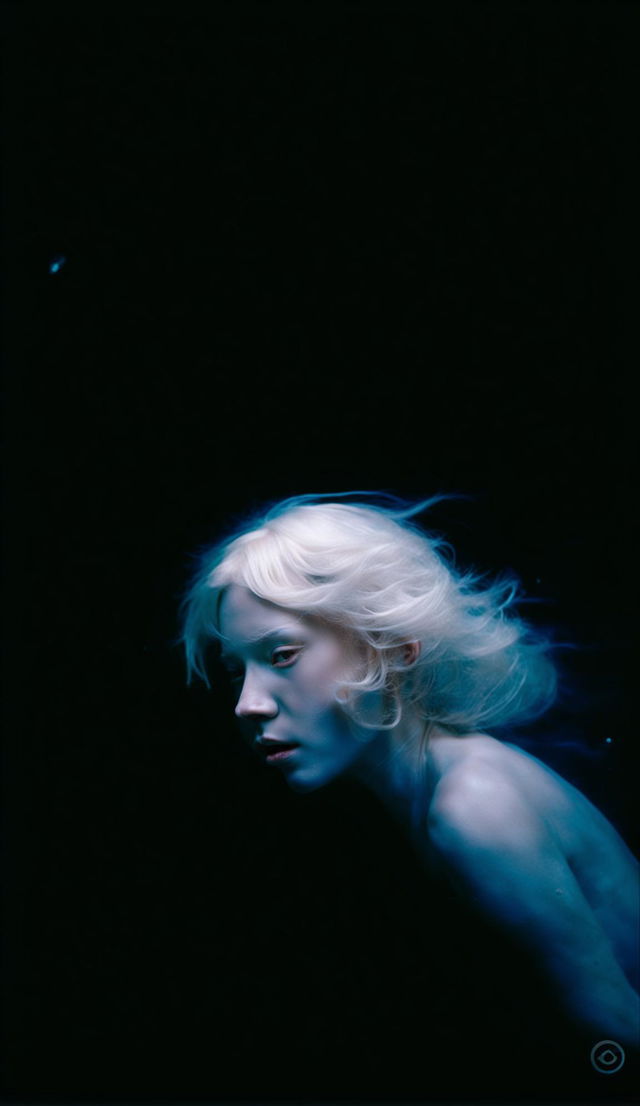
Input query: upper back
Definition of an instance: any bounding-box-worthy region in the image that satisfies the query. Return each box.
[425,732,640,990]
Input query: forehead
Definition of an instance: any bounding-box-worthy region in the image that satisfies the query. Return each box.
[217,584,306,648]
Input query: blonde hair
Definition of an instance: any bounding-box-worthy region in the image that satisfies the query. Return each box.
[178,492,558,736]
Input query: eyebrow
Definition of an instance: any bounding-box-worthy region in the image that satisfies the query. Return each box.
[219,625,307,660]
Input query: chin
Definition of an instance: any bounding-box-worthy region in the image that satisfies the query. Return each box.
[283,765,337,794]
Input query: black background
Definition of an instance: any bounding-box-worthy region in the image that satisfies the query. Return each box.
[2,3,638,1103]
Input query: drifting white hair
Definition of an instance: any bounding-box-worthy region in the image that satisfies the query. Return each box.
[178,493,558,734]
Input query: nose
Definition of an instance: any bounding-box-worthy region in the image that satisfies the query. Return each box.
[234,666,278,722]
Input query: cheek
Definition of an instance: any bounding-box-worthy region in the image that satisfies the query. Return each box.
[313,696,359,755]
[288,640,358,739]
[290,670,353,742]
[292,679,341,722]
[294,652,345,708]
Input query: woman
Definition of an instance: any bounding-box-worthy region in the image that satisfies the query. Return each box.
[179,492,639,1053]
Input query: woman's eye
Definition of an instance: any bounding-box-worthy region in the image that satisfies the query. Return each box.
[271,647,302,668]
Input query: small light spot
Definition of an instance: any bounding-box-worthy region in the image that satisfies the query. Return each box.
[49,255,67,274]
[605,737,612,744]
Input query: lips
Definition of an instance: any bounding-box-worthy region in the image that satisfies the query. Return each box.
[257,736,298,750]
[256,737,300,764]
[264,748,298,765]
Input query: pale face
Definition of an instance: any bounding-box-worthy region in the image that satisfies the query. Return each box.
[217,584,372,792]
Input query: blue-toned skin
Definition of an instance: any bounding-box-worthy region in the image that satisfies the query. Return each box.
[219,584,640,1049]
[427,750,640,1048]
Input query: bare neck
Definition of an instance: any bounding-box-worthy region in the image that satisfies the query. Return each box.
[345,717,447,835]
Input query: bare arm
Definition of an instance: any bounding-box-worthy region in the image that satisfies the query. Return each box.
[428,765,640,1049]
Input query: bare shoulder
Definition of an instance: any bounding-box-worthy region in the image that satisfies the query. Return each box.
[427,743,548,847]
[425,746,582,935]
[423,731,640,1020]
[429,733,534,811]
[428,732,583,838]
[425,734,637,914]
[427,731,635,865]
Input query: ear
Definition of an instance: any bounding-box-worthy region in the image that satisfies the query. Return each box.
[402,641,421,667]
